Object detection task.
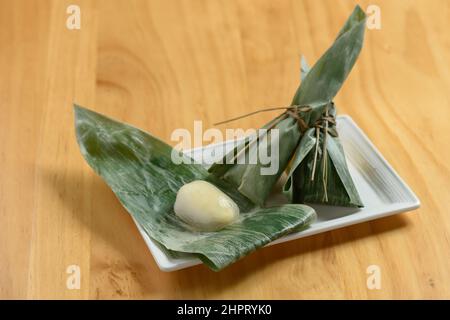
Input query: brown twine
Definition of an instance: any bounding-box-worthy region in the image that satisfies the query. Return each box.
[213,104,337,202]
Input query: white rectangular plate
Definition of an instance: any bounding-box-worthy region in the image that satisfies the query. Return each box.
[133,115,420,272]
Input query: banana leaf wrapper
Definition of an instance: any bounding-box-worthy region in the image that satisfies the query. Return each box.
[209,5,365,208]
[74,106,316,271]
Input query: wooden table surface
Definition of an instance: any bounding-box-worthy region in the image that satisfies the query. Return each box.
[1,0,449,299]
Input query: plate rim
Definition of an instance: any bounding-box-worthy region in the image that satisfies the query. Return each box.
[135,115,420,272]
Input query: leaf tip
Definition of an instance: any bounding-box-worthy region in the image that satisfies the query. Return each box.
[73,103,86,119]
[353,4,366,20]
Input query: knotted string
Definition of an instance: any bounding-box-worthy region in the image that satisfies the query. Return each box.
[214,104,337,202]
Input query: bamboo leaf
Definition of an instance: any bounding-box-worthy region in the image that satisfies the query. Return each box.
[300,55,310,81]
[291,5,366,107]
[285,6,365,208]
[209,6,365,208]
[283,128,316,202]
[208,115,300,205]
[326,135,362,206]
[74,105,316,271]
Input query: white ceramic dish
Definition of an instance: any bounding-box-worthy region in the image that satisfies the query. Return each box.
[133,115,420,272]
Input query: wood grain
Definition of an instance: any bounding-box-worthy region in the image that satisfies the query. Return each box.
[1,0,449,299]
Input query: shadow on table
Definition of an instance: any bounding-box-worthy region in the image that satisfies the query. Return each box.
[42,166,161,297]
[168,212,409,296]
[43,166,409,298]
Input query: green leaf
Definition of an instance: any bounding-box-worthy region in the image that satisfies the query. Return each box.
[283,128,316,202]
[300,55,310,81]
[291,5,366,107]
[208,6,365,208]
[284,6,365,208]
[208,114,300,206]
[74,105,316,271]
[291,128,362,207]
[288,103,363,207]
[290,64,363,206]
[326,135,363,206]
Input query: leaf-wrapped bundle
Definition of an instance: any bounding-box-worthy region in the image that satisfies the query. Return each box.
[209,6,365,208]
[75,106,316,271]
